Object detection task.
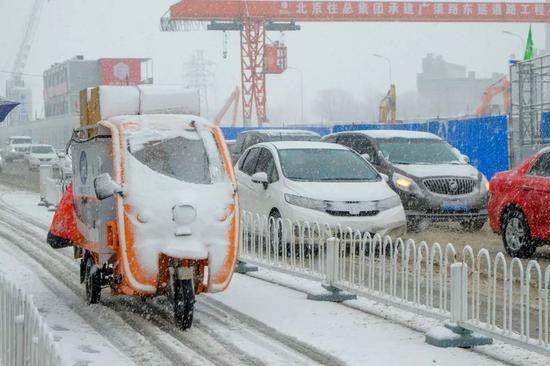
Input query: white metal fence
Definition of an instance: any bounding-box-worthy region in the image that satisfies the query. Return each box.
[0,275,63,366]
[239,211,550,357]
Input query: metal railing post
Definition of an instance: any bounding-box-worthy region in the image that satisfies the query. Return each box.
[427,262,492,348]
[307,237,356,302]
[450,263,467,324]
[325,237,339,287]
[15,314,25,366]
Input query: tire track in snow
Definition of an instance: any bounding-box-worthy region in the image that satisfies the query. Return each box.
[0,194,344,365]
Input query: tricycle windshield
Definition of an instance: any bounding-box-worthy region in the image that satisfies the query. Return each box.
[127,128,226,184]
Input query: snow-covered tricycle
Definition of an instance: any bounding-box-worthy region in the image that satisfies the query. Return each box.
[47,86,239,329]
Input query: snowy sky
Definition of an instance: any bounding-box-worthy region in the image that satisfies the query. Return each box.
[0,0,545,122]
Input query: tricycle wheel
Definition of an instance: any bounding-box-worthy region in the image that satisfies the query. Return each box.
[84,257,101,304]
[174,279,195,330]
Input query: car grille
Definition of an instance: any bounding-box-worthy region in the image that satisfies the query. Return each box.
[423,177,476,196]
[325,210,379,217]
[15,147,27,152]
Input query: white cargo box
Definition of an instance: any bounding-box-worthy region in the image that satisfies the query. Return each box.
[98,86,140,120]
[138,85,201,115]
[82,85,201,124]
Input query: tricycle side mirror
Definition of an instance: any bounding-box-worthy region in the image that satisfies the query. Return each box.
[361,153,373,163]
[94,173,121,200]
[251,172,269,189]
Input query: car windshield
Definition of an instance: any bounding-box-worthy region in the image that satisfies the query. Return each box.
[278,148,379,182]
[11,138,32,145]
[128,128,225,184]
[377,138,462,165]
[31,146,54,154]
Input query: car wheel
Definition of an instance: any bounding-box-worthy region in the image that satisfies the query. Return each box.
[501,208,536,258]
[406,218,422,233]
[460,219,486,232]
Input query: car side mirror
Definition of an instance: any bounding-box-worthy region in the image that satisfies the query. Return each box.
[94,173,121,200]
[251,172,269,189]
[380,173,389,182]
[462,154,470,164]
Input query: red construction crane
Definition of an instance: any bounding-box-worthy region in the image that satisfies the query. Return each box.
[161,1,550,125]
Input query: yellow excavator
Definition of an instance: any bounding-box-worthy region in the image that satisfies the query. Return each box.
[379,84,396,123]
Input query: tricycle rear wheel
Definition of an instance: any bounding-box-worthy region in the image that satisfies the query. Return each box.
[84,257,101,304]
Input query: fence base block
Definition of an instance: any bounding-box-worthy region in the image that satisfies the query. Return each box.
[425,322,493,349]
[307,284,357,302]
[236,260,258,274]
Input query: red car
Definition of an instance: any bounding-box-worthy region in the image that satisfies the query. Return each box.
[488,147,550,258]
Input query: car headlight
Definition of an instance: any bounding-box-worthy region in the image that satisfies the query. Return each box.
[377,195,402,211]
[392,173,421,194]
[284,194,327,211]
[481,175,489,192]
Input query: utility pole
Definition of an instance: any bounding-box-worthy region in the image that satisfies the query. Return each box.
[183,50,216,116]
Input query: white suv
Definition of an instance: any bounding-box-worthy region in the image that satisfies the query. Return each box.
[25,144,60,170]
[235,141,407,238]
[3,136,32,162]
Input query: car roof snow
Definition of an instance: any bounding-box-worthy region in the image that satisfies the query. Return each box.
[243,129,320,137]
[266,141,349,150]
[329,130,441,140]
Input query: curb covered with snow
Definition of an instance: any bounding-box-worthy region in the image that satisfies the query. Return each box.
[1,187,542,365]
[241,266,548,366]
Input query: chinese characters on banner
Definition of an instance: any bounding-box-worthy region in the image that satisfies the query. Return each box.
[277,1,549,21]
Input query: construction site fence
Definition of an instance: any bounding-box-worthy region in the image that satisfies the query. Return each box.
[238,211,550,357]
[0,115,509,178]
[0,274,63,366]
[221,116,508,179]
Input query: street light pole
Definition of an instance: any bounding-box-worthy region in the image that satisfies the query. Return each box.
[502,30,525,57]
[287,66,304,123]
[372,53,392,86]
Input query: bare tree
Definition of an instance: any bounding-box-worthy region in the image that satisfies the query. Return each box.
[311,88,363,122]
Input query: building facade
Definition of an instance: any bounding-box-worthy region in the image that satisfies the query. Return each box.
[43,56,152,118]
[417,54,503,118]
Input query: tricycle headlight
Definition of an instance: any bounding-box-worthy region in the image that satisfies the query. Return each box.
[284,194,327,211]
[172,204,196,225]
[377,195,402,211]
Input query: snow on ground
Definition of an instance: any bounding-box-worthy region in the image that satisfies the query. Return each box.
[0,188,516,366]
[0,238,133,365]
[209,274,503,366]
[1,189,55,224]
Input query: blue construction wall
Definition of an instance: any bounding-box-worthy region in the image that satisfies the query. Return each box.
[332,116,508,179]
[222,116,509,179]
[542,112,550,142]
[446,116,508,179]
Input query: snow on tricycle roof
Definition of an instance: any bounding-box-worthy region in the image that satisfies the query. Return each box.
[107,114,211,130]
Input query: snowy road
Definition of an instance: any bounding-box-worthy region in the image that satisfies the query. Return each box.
[0,189,342,365]
[0,186,521,365]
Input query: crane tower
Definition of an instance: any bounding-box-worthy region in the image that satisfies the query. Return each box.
[6,0,46,124]
[161,0,550,126]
